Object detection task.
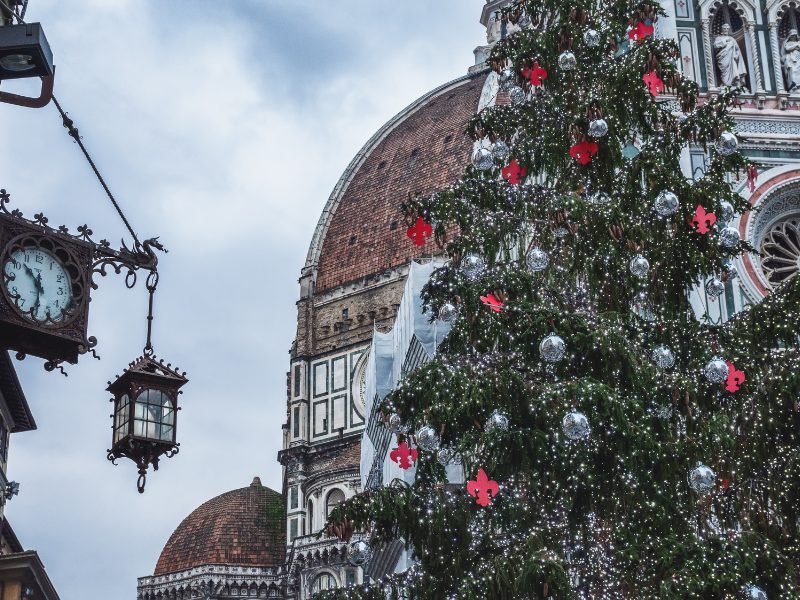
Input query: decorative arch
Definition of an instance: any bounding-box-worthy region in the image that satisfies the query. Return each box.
[764,0,800,96]
[309,570,339,594]
[698,0,765,93]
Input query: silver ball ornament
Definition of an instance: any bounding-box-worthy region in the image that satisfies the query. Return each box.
[629,255,650,279]
[438,302,459,323]
[540,334,566,363]
[492,140,511,161]
[589,191,611,205]
[742,585,768,600]
[562,410,591,441]
[719,226,741,249]
[526,247,549,272]
[437,447,455,466]
[387,413,408,434]
[347,539,373,566]
[704,356,729,384]
[654,190,679,217]
[558,50,577,71]
[706,277,725,300]
[416,425,440,452]
[651,345,675,370]
[688,463,716,494]
[471,146,493,171]
[485,409,510,433]
[719,200,735,225]
[583,28,601,47]
[461,254,486,281]
[716,132,739,156]
[508,85,527,105]
[499,67,516,90]
[588,118,608,138]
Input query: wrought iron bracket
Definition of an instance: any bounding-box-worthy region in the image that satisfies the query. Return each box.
[0,188,166,373]
[0,70,54,109]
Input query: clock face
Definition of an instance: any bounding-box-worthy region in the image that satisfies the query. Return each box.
[3,246,74,324]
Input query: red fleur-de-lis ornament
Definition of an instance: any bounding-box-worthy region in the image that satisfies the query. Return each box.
[406,216,433,247]
[643,70,664,96]
[628,21,654,41]
[570,140,598,165]
[725,361,746,393]
[467,468,500,507]
[480,293,504,313]
[690,205,717,234]
[522,62,548,87]
[501,159,527,185]
[390,441,418,470]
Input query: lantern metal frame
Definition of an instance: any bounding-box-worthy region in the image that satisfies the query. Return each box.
[107,353,188,493]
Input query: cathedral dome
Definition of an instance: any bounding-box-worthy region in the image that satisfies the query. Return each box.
[153,477,285,576]
[305,71,488,293]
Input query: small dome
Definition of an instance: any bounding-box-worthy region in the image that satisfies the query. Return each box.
[154,478,285,576]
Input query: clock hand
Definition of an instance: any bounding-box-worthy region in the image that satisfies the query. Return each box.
[32,272,44,317]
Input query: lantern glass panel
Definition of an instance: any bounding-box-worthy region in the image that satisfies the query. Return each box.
[133,389,175,442]
[113,394,130,444]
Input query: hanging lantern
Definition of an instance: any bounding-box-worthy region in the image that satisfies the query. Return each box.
[106,353,188,493]
[106,271,188,492]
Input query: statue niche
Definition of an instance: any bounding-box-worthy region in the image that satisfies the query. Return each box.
[712,7,750,89]
[779,9,800,91]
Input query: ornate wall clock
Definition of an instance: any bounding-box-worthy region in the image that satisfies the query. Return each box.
[0,213,93,364]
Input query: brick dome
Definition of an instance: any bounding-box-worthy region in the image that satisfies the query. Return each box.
[306,71,487,293]
[154,477,285,576]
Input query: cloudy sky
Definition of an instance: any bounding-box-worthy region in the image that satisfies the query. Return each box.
[0,1,484,597]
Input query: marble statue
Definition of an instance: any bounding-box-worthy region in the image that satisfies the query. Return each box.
[782,28,800,91]
[714,23,749,88]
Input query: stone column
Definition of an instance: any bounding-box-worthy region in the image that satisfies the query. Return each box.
[702,19,717,89]
[746,22,766,95]
[769,21,789,108]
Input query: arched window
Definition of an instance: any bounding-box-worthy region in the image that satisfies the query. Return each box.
[325,489,346,519]
[133,389,175,442]
[307,499,314,534]
[311,573,337,593]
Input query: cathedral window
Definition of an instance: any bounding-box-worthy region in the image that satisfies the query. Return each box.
[325,489,346,519]
[289,518,298,543]
[293,364,301,397]
[132,389,175,442]
[307,499,314,533]
[290,486,299,509]
[310,573,337,593]
[761,217,800,284]
[292,406,300,438]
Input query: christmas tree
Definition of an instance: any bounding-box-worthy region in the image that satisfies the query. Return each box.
[322,1,800,598]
